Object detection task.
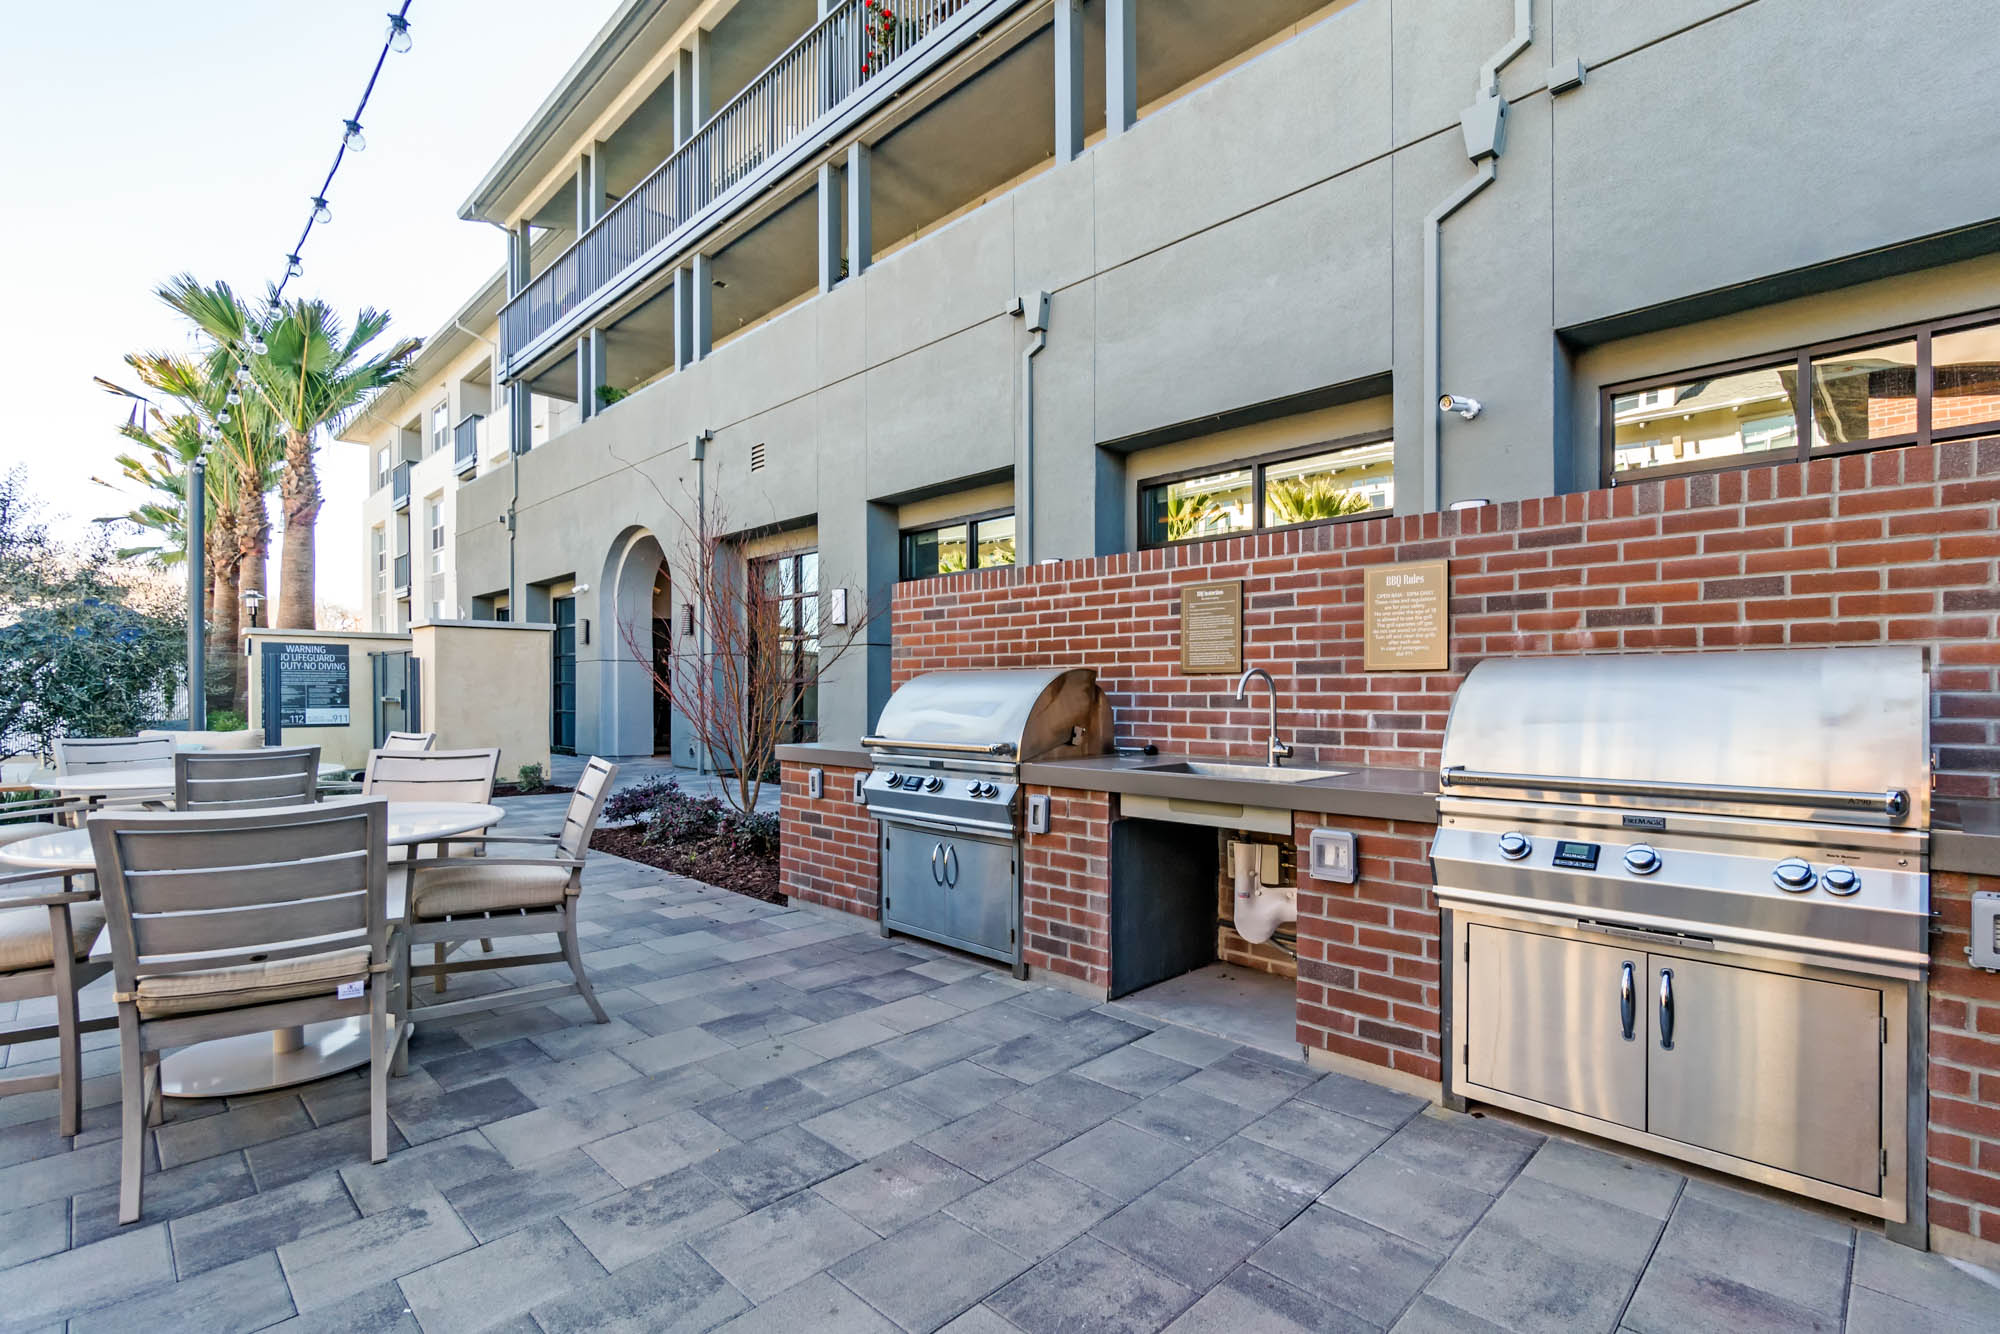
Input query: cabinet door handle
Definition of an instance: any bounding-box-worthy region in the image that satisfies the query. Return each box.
[943,844,959,888]
[1658,967,1675,1051]
[1619,961,1636,1041]
[930,843,944,885]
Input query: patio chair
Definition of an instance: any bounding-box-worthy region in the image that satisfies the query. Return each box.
[88,801,395,1224]
[400,757,618,1030]
[0,827,112,1137]
[173,747,322,812]
[382,731,436,751]
[52,735,176,775]
[362,748,501,989]
[140,728,268,751]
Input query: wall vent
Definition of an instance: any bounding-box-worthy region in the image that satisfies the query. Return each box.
[750,442,766,471]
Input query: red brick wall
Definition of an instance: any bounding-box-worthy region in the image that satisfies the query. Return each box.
[1292,812,1443,1082]
[893,437,2000,797]
[1928,869,2000,1246]
[778,763,877,916]
[1020,787,1113,989]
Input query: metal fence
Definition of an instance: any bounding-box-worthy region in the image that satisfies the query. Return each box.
[391,461,412,509]
[454,414,482,474]
[500,0,969,365]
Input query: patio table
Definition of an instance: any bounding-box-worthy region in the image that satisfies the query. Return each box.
[0,798,504,1098]
[22,761,348,800]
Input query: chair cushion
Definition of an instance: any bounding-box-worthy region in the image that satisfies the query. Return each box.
[134,946,371,1017]
[0,901,105,973]
[409,862,572,919]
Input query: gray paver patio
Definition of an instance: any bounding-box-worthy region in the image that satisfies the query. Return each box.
[0,788,1995,1331]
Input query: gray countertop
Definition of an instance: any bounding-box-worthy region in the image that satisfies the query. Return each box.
[778,745,1998,871]
[1018,753,1436,823]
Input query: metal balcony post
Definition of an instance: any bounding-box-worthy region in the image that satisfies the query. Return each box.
[846,141,872,278]
[818,161,843,293]
[1106,0,1136,137]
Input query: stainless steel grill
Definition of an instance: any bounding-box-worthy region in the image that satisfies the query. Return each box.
[1431,647,1929,1242]
[862,668,1111,973]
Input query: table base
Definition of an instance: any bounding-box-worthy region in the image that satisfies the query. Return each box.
[160,1018,405,1099]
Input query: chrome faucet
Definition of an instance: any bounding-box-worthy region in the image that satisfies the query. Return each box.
[1234,667,1293,768]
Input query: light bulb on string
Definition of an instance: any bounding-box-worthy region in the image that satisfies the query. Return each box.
[386,13,412,52]
[250,333,268,356]
[217,410,231,425]
[226,388,241,406]
[343,119,366,152]
[236,365,253,386]
[311,196,332,224]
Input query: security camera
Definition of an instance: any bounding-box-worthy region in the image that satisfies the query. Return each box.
[1438,393,1483,420]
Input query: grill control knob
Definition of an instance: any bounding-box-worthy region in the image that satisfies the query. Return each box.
[924,776,944,793]
[969,782,989,798]
[1822,866,1860,896]
[1773,858,1816,892]
[885,774,904,789]
[1623,844,1661,876]
[1497,832,1531,861]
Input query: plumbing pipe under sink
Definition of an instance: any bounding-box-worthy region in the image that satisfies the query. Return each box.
[1230,840,1297,945]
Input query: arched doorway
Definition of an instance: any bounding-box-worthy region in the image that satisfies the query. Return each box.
[598,528,669,759]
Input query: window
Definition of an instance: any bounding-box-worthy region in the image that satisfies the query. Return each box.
[371,527,387,626]
[751,551,818,744]
[427,497,444,577]
[375,447,390,489]
[901,512,1017,580]
[1139,437,1393,548]
[1605,308,2000,482]
[430,402,450,455]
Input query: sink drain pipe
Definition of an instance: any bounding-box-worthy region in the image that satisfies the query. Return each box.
[1421,0,1534,512]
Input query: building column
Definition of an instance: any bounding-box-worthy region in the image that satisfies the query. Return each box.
[1053,0,1084,163]
[673,46,698,146]
[577,329,605,419]
[1105,0,1136,138]
[576,142,608,230]
[675,261,712,368]
[846,142,872,279]
[817,161,843,293]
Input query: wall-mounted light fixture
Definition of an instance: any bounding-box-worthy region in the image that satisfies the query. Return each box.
[1438,393,1483,420]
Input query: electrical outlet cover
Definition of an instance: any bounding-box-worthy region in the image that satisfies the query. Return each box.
[1307,828,1357,884]
[1973,892,2000,971]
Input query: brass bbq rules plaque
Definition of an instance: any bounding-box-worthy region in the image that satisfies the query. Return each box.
[1180,580,1244,675]
[1363,559,1450,672]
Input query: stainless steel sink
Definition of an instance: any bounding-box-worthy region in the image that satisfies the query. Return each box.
[1143,760,1347,784]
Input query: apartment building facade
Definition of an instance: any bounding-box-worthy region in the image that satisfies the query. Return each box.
[373,0,1998,761]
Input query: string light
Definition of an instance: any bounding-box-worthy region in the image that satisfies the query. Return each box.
[195,0,414,444]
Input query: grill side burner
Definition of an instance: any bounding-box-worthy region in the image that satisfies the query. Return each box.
[1430,647,1930,1245]
[861,668,1110,974]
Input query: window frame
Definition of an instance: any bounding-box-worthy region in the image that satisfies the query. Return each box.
[429,401,450,455]
[898,507,1018,580]
[1600,304,2000,485]
[1135,431,1395,551]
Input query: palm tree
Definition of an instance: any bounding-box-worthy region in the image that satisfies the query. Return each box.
[158,276,416,629]
[112,352,283,713]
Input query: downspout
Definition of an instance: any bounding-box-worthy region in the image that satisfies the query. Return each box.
[1013,292,1051,563]
[691,429,712,774]
[1421,0,1534,512]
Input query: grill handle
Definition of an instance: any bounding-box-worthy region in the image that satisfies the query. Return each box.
[1619,961,1636,1042]
[1439,766,1909,819]
[1658,968,1675,1051]
[864,737,1017,757]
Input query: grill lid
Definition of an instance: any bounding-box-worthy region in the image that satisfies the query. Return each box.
[1438,647,1929,827]
[865,668,1111,764]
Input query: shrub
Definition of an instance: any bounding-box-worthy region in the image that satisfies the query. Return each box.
[643,782,724,846]
[515,762,547,794]
[603,775,682,824]
[205,709,246,732]
[719,808,780,858]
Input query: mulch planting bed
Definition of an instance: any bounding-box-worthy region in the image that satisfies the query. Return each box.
[591,824,785,904]
[493,782,574,798]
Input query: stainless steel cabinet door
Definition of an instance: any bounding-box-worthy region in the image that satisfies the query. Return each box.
[942,834,1016,957]
[881,825,947,936]
[1465,925,1647,1130]
[1648,955,1881,1195]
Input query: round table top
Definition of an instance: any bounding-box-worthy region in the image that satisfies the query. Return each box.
[27,762,347,795]
[0,799,506,873]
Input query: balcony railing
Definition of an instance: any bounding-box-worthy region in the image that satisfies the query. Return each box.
[393,553,411,592]
[454,414,482,475]
[500,0,973,370]
[390,461,412,510]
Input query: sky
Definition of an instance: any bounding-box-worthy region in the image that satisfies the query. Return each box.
[0,0,622,614]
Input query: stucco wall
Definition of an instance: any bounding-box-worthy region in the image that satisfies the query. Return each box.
[453,0,2000,754]
[412,621,554,778]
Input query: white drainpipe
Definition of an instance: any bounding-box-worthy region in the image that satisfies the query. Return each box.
[1014,291,1051,564]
